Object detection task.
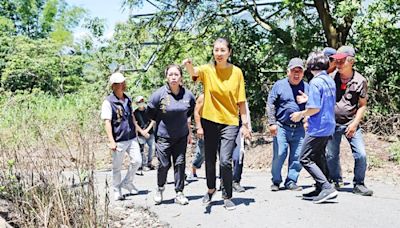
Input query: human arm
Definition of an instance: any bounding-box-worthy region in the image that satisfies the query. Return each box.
[290,108,320,122]
[182,58,199,81]
[239,101,251,140]
[266,84,279,136]
[345,97,367,138]
[194,94,204,138]
[104,120,116,151]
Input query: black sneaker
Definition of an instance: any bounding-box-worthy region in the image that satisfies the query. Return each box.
[285,182,302,191]
[270,184,279,192]
[224,199,236,210]
[302,189,321,200]
[313,188,338,204]
[353,184,373,196]
[202,190,216,205]
[233,182,245,193]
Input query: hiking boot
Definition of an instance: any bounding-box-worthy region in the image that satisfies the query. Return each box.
[202,189,216,205]
[302,189,321,200]
[313,188,338,204]
[233,182,245,193]
[114,188,125,201]
[175,192,189,205]
[153,186,165,205]
[224,199,236,211]
[353,184,373,196]
[122,183,139,195]
[270,184,280,192]
[285,182,302,191]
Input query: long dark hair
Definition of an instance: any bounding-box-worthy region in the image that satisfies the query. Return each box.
[211,37,233,66]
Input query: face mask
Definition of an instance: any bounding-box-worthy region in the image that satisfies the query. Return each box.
[138,103,146,108]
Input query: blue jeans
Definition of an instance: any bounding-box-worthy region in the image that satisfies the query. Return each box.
[138,134,155,166]
[233,132,244,183]
[271,124,304,186]
[326,125,367,184]
[192,138,205,169]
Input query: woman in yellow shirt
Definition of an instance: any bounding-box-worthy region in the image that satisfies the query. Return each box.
[183,37,251,210]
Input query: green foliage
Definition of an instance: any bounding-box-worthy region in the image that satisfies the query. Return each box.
[389,141,400,164]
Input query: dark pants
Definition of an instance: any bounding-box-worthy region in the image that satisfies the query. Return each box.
[155,135,187,192]
[202,118,239,199]
[299,134,332,190]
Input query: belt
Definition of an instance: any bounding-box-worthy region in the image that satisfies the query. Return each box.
[279,122,302,128]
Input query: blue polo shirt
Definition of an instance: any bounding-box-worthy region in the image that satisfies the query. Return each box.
[147,85,195,139]
[267,78,309,126]
[306,71,336,137]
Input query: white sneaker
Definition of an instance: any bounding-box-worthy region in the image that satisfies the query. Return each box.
[114,188,124,201]
[122,183,139,195]
[154,186,165,205]
[175,192,189,205]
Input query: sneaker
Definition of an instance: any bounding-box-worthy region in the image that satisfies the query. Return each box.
[202,189,216,205]
[313,188,338,204]
[285,182,302,191]
[224,199,236,210]
[186,173,198,181]
[233,182,245,193]
[353,184,373,196]
[147,164,156,170]
[142,166,150,171]
[114,188,125,201]
[153,186,165,205]
[175,192,189,205]
[122,183,139,195]
[302,188,321,200]
[332,179,344,189]
[270,184,280,192]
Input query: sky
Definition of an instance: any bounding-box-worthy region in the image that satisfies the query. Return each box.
[66,0,156,40]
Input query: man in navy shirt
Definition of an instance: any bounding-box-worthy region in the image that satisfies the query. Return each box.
[291,51,337,204]
[266,58,309,191]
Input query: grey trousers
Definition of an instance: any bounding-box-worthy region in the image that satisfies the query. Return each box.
[155,135,188,192]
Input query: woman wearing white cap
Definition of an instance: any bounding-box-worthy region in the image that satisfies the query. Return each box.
[100,72,146,201]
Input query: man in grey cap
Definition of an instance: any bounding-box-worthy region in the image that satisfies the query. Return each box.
[266,58,309,191]
[327,46,373,196]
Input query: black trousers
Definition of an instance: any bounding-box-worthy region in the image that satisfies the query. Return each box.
[155,135,187,192]
[300,135,332,190]
[202,118,239,199]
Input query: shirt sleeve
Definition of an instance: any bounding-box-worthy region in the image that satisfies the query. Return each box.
[146,91,160,121]
[306,81,322,109]
[187,92,196,118]
[237,68,246,103]
[100,100,112,120]
[193,65,206,83]
[266,83,278,125]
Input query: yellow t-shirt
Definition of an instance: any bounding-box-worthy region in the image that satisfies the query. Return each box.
[195,64,246,126]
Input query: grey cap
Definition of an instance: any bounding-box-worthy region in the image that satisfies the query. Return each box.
[331,46,356,59]
[287,58,304,70]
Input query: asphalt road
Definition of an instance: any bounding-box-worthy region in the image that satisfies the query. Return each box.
[91,168,400,228]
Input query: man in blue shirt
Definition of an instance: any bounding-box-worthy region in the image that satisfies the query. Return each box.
[266,58,309,191]
[291,51,337,204]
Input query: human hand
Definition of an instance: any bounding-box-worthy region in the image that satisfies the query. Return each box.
[182,58,193,67]
[345,122,357,138]
[196,127,204,139]
[296,90,308,104]
[268,124,278,136]
[108,141,117,151]
[290,111,303,122]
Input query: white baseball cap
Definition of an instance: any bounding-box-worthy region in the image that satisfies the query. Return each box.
[109,72,125,84]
